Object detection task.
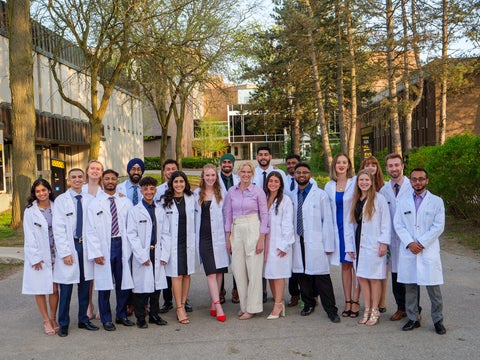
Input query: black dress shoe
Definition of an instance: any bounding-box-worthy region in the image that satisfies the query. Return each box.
[103,322,116,331]
[328,313,341,323]
[58,327,68,337]
[78,321,99,331]
[263,292,268,303]
[115,317,134,327]
[136,320,148,329]
[149,315,168,326]
[301,306,315,316]
[159,302,173,313]
[434,320,446,335]
[185,301,193,313]
[402,320,421,331]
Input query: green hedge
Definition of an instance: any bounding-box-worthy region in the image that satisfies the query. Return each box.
[406,134,480,221]
[182,157,218,168]
[144,157,162,170]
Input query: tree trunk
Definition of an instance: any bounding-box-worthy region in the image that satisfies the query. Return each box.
[386,0,402,155]
[303,0,332,169]
[346,0,357,169]
[174,98,186,169]
[335,0,347,152]
[89,116,102,160]
[439,0,448,144]
[293,99,301,156]
[8,0,37,228]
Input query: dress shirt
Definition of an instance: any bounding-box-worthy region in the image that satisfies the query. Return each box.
[224,183,269,234]
[126,180,140,204]
[414,191,427,212]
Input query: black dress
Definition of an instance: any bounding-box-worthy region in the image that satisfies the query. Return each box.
[175,197,188,275]
[199,201,228,276]
[354,198,366,267]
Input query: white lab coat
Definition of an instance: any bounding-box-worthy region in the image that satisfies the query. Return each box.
[85,192,133,291]
[344,193,391,279]
[292,183,336,275]
[53,190,93,284]
[193,188,230,270]
[218,171,240,194]
[264,197,295,279]
[253,165,287,191]
[160,194,197,277]
[380,178,413,273]
[324,177,356,265]
[22,201,55,295]
[154,182,168,202]
[126,202,168,293]
[394,191,445,286]
[284,174,297,200]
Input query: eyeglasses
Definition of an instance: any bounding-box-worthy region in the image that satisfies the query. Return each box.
[411,177,426,182]
[294,171,310,175]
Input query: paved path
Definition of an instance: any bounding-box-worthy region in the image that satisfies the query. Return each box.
[1,247,478,360]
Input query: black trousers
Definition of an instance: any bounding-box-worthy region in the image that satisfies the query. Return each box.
[288,273,301,297]
[162,277,173,304]
[391,272,406,311]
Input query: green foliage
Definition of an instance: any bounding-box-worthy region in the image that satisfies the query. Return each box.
[182,157,218,169]
[0,211,23,247]
[144,157,162,170]
[314,175,331,190]
[406,134,480,221]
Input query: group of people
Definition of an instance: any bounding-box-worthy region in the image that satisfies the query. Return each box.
[21,147,447,337]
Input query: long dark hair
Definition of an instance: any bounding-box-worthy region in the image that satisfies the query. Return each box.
[162,171,193,208]
[265,171,284,215]
[27,178,55,208]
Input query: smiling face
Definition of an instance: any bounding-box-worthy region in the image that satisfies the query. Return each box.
[172,175,186,196]
[86,161,103,182]
[128,164,143,184]
[364,162,377,175]
[267,175,281,194]
[335,155,350,176]
[256,150,271,169]
[238,164,253,185]
[386,157,404,180]
[102,172,118,194]
[163,163,178,181]
[221,159,234,175]
[294,166,311,187]
[35,184,51,203]
[410,170,429,195]
[68,169,85,192]
[202,167,217,187]
[140,184,157,203]
[286,157,299,176]
[357,173,372,193]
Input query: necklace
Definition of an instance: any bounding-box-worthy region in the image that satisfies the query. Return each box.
[174,196,183,205]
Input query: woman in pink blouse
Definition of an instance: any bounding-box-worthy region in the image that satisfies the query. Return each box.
[224,162,269,320]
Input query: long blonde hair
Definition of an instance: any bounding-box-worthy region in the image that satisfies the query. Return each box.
[198,164,222,204]
[350,169,377,223]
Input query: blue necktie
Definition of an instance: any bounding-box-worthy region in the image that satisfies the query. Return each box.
[75,194,83,238]
[109,197,119,236]
[132,186,139,205]
[394,183,400,197]
[297,190,304,236]
[290,177,295,191]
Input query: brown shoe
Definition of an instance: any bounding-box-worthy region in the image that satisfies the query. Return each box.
[231,289,240,304]
[390,310,407,321]
[287,295,299,307]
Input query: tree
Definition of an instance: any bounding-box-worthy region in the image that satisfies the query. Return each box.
[37,0,157,160]
[8,0,37,228]
[193,116,228,157]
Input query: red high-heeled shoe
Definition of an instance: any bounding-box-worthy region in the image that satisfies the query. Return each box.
[213,301,226,322]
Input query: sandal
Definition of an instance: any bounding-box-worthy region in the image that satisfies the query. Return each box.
[358,307,370,324]
[50,318,60,332]
[219,289,226,304]
[366,308,380,326]
[342,300,352,317]
[350,300,360,318]
[176,306,190,324]
[43,320,55,335]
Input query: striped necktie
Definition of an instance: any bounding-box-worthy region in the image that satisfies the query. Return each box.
[109,196,119,236]
[297,190,304,236]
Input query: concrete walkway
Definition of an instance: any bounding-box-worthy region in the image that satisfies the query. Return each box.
[0,245,479,359]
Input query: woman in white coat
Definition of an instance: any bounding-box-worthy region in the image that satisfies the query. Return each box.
[22,179,59,335]
[160,171,196,324]
[194,164,230,322]
[324,153,359,317]
[264,172,295,320]
[345,170,391,326]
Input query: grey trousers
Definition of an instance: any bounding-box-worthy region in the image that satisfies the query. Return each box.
[405,283,443,323]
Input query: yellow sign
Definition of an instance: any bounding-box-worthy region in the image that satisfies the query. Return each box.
[51,159,65,169]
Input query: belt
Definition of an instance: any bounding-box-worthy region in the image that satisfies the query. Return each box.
[111,236,122,241]
[74,237,83,243]
[150,245,156,250]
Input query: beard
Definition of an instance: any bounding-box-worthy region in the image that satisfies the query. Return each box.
[296,178,310,186]
[129,173,141,184]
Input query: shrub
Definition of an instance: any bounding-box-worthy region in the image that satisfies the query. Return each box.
[144,157,162,170]
[182,157,217,168]
[314,175,330,190]
[406,134,480,221]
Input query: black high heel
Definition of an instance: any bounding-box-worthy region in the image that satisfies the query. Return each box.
[342,300,352,317]
[350,300,360,318]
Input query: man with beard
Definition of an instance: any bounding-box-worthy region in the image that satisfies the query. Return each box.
[86,169,135,331]
[292,162,340,323]
[117,158,145,205]
[394,168,446,335]
[217,153,240,303]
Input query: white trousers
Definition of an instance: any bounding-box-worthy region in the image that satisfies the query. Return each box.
[231,214,263,314]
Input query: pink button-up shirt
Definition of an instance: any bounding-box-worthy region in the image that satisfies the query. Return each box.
[223,183,269,234]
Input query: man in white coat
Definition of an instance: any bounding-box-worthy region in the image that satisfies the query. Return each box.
[394,168,446,335]
[292,162,340,323]
[116,158,145,205]
[86,169,134,331]
[127,176,169,328]
[380,153,419,322]
[53,168,98,337]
